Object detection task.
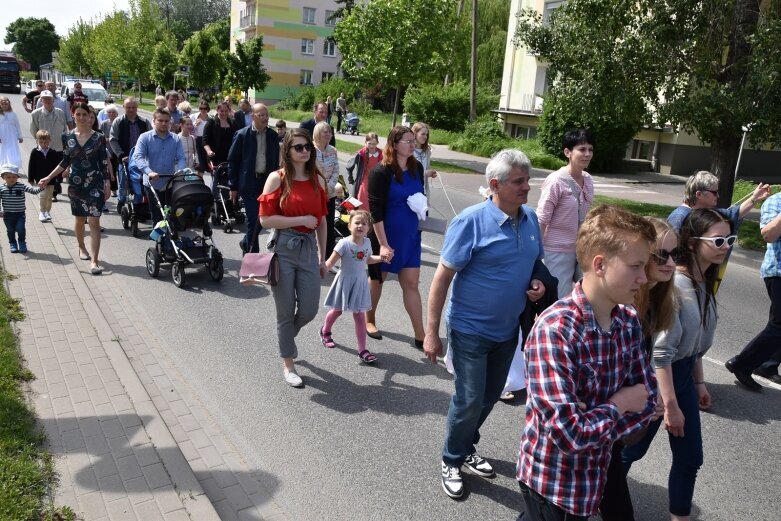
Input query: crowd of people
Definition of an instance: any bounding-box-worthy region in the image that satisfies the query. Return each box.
[2,89,781,521]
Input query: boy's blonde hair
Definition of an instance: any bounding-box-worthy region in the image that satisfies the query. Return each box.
[576,205,656,271]
[35,130,51,141]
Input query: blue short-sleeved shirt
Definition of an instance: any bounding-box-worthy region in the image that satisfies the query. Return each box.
[667,204,740,233]
[760,194,781,278]
[441,198,544,342]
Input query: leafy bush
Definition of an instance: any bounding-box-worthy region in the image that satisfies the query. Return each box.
[403,82,500,132]
[315,78,355,104]
[348,99,379,117]
[451,117,566,170]
[296,87,316,112]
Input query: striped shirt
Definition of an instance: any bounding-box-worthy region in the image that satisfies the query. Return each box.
[536,168,594,253]
[315,145,340,198]
[0,183,43,213]
[517,282,657,517]
[760,193,781,278]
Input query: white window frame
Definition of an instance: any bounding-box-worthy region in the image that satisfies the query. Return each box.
[301,38,314,55]
[300,70,313,86]
[325,10,337,26]
[323,38,336,57]
[303,7,316,25]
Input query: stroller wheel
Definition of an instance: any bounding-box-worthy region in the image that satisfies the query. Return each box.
[172,262,186,288]
[131,218,139,238]
[224,223,233,233]
[208,258,224,281]
[145,248,160,278]
[120,206,131,230]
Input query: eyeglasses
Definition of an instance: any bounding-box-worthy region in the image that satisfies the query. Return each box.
[651,248,685,265]
[693,235,737,248]
[291,143,313,152]
[397,139,415,145]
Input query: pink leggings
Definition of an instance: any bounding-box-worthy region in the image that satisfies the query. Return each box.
[323,309,367,352]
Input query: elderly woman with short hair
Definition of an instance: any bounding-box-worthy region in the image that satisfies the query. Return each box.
[313,121,340,259]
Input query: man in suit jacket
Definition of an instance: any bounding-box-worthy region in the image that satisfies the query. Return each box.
[300,102,336,146]
[228,103,281,253]
[233,99,252,129]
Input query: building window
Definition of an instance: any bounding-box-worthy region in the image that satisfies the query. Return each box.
[322,71,334,82]
[543,1,564,24]
[325,10,337,26]
[323,38,336,57]
[630,139,654,161]
[301,39,314,55]
[509,124,537,140]
[300,70,313,85]
[303,7,316,24]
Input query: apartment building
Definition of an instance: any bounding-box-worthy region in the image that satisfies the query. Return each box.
[231,0,342,103]
[498,0,780,177]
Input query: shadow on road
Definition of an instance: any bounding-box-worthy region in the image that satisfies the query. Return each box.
[703,382,781,424]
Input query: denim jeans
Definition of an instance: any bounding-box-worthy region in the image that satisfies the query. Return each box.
[517,482,589,521]
[442,327,518,466]
[241,195,261,253]
[117,163,127,203]
[622,355,702,517]
[4,212,26,244]
[732,277,781,371]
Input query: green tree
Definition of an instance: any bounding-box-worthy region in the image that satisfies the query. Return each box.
[225,36,271,100]
[3,17,60,70]
[153,0,230,42]
[57,19,95,77]
[515,0,781,197]
[124,0,166,93]
[149,35,179,89]
[83,12,128,82]
[334,0,457,126]
[179,27,224,91]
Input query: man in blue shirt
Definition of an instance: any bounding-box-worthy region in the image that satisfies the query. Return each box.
[132,108,185,224]
[726,192,781,390]
[424,149,546,500]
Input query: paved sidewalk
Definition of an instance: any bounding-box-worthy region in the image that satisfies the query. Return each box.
[2,193,289,518]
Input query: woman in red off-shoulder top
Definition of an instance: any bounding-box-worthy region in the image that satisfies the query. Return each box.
[259,128,328,388]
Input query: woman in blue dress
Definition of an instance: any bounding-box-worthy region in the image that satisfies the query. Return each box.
[39,103,110,274]
[367,126,436,348]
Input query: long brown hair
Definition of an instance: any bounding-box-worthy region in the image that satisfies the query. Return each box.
[381,125,420,183]
[634,218,678,341]
[279,129,323,208]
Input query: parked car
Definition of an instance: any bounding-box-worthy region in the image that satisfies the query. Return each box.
[20,80,34,95]
[186,86,200,98]
[59,81,111,111]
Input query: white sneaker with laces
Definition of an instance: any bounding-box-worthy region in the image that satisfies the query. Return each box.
[463,452,495,477]
[441,461,464,499]
[284,368,303,388]
[39,212,46,222]
[44,212,52,221]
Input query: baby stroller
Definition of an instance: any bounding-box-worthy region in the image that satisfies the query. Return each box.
[144,169,224,288]
[209,162,246,233]
[119,147,152,237]
[334,188,362,240]
[342,112,360,135]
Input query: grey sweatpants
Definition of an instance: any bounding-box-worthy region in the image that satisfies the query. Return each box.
[270,229,321,359]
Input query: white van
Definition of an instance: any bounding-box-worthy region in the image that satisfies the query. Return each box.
[59,81,111,111]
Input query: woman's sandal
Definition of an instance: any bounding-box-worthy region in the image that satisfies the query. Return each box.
[319,328,336,348]
[358,350,377,364]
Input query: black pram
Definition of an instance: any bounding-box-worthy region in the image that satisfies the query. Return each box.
[210,162,246,233]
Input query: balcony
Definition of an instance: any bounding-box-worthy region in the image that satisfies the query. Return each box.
[239,10,255,30]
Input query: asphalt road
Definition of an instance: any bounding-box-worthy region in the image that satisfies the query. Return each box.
[9,97,781,521]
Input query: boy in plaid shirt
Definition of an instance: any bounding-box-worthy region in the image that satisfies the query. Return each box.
[517,205,658,520]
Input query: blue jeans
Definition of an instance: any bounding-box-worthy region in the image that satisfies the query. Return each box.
[4,212,26,245]
[442,327,519,466]
[622,355,702,517]
[117,162,127,203]
[241,195,261,253]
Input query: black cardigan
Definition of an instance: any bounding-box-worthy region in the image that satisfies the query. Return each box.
[367,161,424,224]
[28,148,63,184]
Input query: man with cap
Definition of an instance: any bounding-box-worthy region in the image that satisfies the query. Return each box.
[35,81,73,129]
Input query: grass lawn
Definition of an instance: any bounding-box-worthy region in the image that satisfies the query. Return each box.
[333,140,478,174]
[594,195,765,251]
[0,269,72,520]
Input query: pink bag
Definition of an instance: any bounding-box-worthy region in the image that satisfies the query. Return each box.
[239,252,279,286]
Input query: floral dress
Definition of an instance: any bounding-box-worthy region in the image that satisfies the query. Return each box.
[59,131,109,217]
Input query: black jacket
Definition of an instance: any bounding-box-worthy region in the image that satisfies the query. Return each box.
[234,110,251,128]
[300,118,336,146]
[519,259,559,346]
[227,125,281,197]
[367,161,424,224]
[109,115,151,161]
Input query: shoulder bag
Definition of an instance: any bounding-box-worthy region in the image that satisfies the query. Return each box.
[239,218,279,286]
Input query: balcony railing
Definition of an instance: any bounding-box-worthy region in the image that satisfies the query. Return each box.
[240,11,255,29]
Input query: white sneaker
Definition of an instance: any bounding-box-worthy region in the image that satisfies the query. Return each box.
[39,212,46,222]
[44,212,52,221]
[283,368,303,387]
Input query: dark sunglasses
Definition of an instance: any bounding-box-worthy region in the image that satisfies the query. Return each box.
[651,248,685,265]
[693,235,737,248]
[291,143,313,152]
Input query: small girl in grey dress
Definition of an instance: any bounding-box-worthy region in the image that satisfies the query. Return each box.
[320,209,383,363]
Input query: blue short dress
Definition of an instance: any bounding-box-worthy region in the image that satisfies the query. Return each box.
[324,237,373,312]
[382,170,423,273]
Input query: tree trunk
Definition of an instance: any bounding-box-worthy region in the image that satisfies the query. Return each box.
[710,132,741,208]
[469,0,477,122]
[392,85,400,127]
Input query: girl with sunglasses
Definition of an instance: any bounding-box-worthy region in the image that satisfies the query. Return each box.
[622,208,731,521]
[259,129,328,388]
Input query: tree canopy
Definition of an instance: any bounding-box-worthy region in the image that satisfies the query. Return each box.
[334,0,457,125]
[225,36,271,101]
[4,17,60,70]
[57,19,95,77]
[515,0,781,198]
[179,21,227,90]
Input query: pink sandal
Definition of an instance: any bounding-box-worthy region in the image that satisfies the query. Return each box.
[319,328,336,348]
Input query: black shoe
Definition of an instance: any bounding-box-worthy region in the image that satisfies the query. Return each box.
[753,366,781,385]
[239,239,247,256]
[726,358,762,392]
[414,339,424,350]
[366,329,382,340]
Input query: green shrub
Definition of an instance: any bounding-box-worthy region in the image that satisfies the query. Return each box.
[315,78,355,105]
[348,99,379,117]
[403,82,499,132]
[295,87,316,112]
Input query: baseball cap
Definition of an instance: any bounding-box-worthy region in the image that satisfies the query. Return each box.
[1,164,20,175]
[39,90,54,98]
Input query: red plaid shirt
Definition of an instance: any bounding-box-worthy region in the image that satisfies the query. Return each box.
[517,282,657,517]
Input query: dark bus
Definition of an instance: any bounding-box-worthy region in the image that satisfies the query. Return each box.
[0,52,22,94]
